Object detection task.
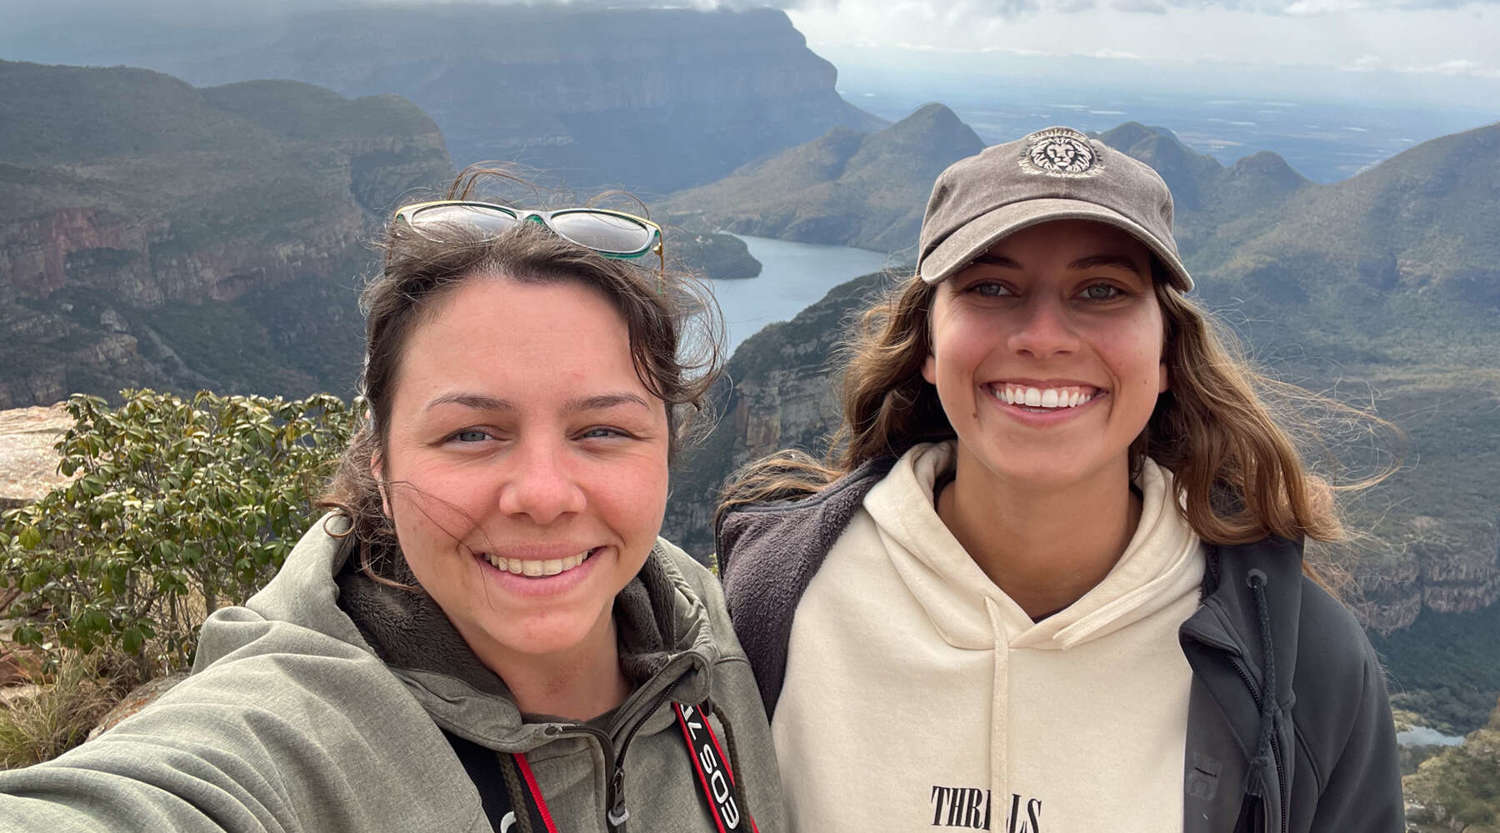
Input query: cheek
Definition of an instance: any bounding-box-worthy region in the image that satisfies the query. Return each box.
[593,448,671,533]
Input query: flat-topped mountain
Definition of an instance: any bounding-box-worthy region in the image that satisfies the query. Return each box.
[0,60,452,408]
[664,103,984,252]
[1,5,883,194]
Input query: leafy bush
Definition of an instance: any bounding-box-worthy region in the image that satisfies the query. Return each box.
[1,390,355,675]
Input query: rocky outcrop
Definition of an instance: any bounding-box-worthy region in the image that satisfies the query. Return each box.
[0,62,452,408]
[0,403,72,509]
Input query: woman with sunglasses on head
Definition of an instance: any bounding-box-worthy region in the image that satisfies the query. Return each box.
[0,168,785,833]
[716,128,1402,832]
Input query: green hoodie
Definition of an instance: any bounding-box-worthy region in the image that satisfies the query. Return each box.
[0,516,785,833]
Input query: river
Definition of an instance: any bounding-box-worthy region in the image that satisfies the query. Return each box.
[705,235,899,356]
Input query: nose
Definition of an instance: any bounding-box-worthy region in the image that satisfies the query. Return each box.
[1006,294,1079,358]
[496,439,586,525]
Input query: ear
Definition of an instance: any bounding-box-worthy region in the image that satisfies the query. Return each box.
[371,452,392,518]
[922,353,937,386]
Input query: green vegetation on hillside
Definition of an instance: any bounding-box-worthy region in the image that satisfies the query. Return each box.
[2,390,354,674]
[1406,697,1500,832]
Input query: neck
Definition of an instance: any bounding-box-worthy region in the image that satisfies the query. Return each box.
[937,450,1142,619]
[464,615,631,722]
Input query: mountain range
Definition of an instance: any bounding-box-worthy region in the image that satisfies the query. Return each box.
[662,102,983,252]
[0,6,883,195]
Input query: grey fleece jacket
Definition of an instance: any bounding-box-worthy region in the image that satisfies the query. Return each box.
[0,515,785,833]
[718,458,1404,833]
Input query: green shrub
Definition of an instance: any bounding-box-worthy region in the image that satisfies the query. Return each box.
[1,390,356,675]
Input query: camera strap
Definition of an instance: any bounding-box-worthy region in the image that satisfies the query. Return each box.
[675,702,759,833]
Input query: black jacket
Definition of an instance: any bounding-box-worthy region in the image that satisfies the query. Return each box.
[717,457,1404,833]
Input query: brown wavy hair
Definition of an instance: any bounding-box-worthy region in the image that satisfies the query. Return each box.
[719,260,1395,564]
[321,166,723,582]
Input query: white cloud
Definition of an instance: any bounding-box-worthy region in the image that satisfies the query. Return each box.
[789,2,1500,86]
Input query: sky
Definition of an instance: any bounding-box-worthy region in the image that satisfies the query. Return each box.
[3,0,1497,106]
[781,0,1500,106]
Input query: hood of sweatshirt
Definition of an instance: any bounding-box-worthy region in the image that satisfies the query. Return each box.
[862,442,1204,652]
[197,514,724,748]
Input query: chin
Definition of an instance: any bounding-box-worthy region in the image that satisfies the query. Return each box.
[492,611,609,659]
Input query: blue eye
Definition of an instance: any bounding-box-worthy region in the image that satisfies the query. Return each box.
[1081,283,1123,301]
[580,426,627,440]
[452,429,489,443]
[969,281,1014,297]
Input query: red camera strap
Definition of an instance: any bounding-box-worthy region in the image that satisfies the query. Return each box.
[514,752,560,833]
[675,703,759,833]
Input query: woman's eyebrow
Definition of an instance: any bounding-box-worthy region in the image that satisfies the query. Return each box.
[564,393,651,414]
[425,392,512,412]
[423,392,650,413]
[1069,254,1145,274]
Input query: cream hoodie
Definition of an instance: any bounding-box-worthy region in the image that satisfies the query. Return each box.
[773,442,1204,833]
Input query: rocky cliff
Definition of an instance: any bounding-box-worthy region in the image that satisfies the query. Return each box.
[1,6,883,195]
[0,62,452,408]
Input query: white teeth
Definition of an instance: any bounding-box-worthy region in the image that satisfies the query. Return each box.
[993,385,1097,410]
[484,550,592,577]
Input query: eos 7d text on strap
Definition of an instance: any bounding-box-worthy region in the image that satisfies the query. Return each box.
[674,703,759,833]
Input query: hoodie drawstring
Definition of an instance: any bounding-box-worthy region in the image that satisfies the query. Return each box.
[984,598,1010,814]
[1243,568,1278,799]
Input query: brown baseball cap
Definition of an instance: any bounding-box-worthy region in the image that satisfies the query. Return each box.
[917,126,1194,292]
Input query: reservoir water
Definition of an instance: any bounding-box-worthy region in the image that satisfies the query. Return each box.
[706,235,899,356]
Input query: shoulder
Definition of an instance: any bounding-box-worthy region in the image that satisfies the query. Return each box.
[712,457,895,717]
[717,456,895,577]
[1230,541,1390,786]
[651,536,724,613]
[1288,573,1390,773]
[0,620,477,832]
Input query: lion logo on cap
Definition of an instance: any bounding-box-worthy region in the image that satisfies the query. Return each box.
[1022,128,1098,175]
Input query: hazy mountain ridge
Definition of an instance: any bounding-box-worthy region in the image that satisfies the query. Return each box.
[0,60,452,408]
[1,6,884,194]
[663,102,984,252]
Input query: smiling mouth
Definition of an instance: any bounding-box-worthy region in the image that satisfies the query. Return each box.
[987,383,1102,410]
[478,548,598,578]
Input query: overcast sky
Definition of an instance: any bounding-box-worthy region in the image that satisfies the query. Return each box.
[781,0,1499,104]
[3,0,1497,103]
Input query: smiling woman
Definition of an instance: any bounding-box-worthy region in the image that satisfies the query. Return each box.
[716,127,1403,832]
[0,169,787,833]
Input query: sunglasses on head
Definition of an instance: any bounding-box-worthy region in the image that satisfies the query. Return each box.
[394,200,665,273]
